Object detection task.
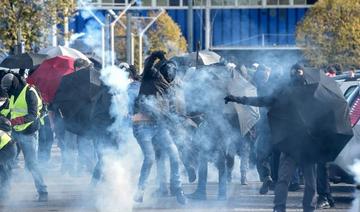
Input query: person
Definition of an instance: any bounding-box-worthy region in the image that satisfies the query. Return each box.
[0,91,17,200]
[252,64,274,194]
[344,67,357,81]
[224,63,317,212]
[325,66,336,78]
[0,73,48,202]
[60,59,96,176]
[132,51,186,205]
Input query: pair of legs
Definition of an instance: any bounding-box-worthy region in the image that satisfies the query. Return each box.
[274,153,316,212]
[133,122,185,204]
[189,149,227,200]
[91,133,119,184]
[62,131,95,175]
[0,141,17,199]
[13,132,48,200]
[226,137,251,184]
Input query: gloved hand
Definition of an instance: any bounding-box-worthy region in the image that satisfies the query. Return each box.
[10,117,25,126]
[224,95,237,104]
[224,95,247,104]
[151,50,166,60]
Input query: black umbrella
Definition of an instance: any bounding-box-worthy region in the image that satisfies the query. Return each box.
[268,69,353,163]
[52,67,102,135]
[0,53,47,69]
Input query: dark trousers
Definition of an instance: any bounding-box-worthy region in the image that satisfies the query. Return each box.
[38,116,54,164]
[92,133,118,183]
[196,150,227,196]
[274,153,316,212]
[317,163,334,202]
[0,142,17,197]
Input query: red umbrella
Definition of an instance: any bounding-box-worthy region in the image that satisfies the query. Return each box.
[27,56,74,103]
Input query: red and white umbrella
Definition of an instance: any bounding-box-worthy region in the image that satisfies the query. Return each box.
[39,46,91,63]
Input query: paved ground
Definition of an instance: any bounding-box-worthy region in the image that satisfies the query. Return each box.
[0,146,356,212]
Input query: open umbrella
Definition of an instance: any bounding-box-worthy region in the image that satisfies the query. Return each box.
[27,56,75,104]
[171,50,221,67]
[227,70,259,136]
[39,46,91,63]
[268,69,353,163]
[0,53,47,69]
[52,67,102,135]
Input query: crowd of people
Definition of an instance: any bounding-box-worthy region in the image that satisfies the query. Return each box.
[0,50,356,212]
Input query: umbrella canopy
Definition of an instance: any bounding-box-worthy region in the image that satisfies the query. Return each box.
[27,56,75,104]
[268,69,353,163]
[52,67,102,135]
[171,50,221,67]
[0,53,47,69]
[39,46,91,63]
[227,70,260,136]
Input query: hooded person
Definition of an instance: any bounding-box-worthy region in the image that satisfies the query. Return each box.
[224,63,317,212]
[0,73,48,202]
[132,51,187,205]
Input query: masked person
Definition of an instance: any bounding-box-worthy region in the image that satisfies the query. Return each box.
[132,51,186,205]
[1,73,48,202]
[224,64,317,212]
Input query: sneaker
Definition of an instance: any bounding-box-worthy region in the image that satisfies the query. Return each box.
[259,177,273,195]
[317,198,331,209]
[38,192,48,202]
[175,189,187,205]
[133,189,144,203]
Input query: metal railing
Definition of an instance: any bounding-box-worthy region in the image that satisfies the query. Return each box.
[77,0,314,9]
[211,33,301,50]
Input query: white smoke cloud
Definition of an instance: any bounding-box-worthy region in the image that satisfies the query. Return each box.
[349,160,360,212]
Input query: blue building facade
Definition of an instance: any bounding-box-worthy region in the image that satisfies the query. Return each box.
[70,0,311,50]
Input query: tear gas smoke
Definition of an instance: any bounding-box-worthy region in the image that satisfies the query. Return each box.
[349,160,360,212]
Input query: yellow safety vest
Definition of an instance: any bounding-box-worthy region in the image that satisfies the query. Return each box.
[5,85,43,132]
[0,130,11,150]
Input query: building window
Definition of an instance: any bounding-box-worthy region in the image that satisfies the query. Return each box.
[249,0,262,5]
[224,0,236,5]
[114,0,125,3]
[169,0,180,5]
[294,0,306,4]
[279,0,289,5]
[211,0,223,6]
[194,0,206,6]
[306,0,317,4]
[157,0,168,6]
[267,0,278,5]
[140,0,152,6]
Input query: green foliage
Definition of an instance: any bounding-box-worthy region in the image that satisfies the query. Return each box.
[115,11,187,70]
[147,11,187,58]
[0,0,75,52]
[296,0,360,68]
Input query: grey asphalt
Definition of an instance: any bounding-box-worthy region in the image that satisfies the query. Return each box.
[0,146,355,212]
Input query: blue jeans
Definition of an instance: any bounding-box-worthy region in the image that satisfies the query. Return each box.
[133,122,182,191]
[13,132,47,194]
